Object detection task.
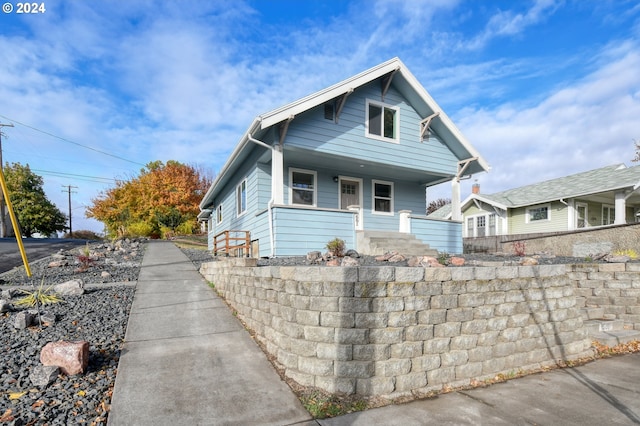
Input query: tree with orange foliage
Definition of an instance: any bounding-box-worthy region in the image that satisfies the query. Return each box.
[87,161,212,238]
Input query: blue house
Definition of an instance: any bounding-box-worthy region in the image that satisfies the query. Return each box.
[198,58,489,257]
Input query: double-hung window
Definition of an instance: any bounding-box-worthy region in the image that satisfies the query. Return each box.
[216,205,223,224]
[366,100,398,142]
[372,180,393,214]
[236,179,247,216]
[602,205,615,225]
[290,168,316,206]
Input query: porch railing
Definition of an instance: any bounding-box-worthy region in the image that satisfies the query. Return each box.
[213,230,250,257]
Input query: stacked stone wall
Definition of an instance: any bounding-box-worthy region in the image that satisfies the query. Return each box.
[200,259,598,398]
[570,262,640,330]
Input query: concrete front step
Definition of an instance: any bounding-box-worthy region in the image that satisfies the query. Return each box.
[589,329,640,347]
[358,231,438,256]
[584,319,625,334]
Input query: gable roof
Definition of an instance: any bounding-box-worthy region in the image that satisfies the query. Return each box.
[201,57,490,210]
[463,163,640,211]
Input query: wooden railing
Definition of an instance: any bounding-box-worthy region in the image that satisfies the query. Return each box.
[213,230,250,257]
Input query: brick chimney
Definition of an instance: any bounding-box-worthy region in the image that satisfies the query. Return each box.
[472,182,480,194]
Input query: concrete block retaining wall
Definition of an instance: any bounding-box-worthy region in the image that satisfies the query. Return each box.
[571,262,640,330]
[199,259,608,398]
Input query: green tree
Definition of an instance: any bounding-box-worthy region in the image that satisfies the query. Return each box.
[3,162,68,237]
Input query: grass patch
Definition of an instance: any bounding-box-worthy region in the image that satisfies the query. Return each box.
[300,388,368,419]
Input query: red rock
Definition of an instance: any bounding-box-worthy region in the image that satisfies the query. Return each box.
[326,258,341,267]
[40,341,89,375]
[450,257,465,266]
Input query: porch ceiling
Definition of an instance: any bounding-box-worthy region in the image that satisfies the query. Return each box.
[282,147,453,186]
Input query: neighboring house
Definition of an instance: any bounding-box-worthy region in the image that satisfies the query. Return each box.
[198,58,489,257]
[450,164,640,238]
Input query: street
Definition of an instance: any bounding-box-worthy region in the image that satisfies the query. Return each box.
[0,238,89,274]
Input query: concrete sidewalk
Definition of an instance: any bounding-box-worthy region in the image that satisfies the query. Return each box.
[109,240,640,426]
[108,241,313,426]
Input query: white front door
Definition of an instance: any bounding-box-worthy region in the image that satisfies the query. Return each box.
[339,177,363,230]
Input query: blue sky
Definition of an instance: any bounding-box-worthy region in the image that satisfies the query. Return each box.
[1,0,639,233]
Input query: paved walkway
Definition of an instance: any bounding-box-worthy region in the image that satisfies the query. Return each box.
[108,241,312,425]
[109,240,640,426]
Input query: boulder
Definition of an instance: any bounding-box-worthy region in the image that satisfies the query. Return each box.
[40,340,89,375]
[341,257,360,266]
[387,254,406,263]
[344,249,360,258]
[606,255,630,263]
[13,311,35,329]
[450,256,466,266]
[375,251,398,262]
[306,251,322,263]
[53,279,84,296]
[520,257,539,266]
[29,365,59,387]
[47,260,68,268]
[326,258,341,267]
[0,299,11,313]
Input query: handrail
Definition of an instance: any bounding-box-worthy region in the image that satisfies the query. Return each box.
[213,230,250,257]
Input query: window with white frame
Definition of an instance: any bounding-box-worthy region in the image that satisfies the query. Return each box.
[216,205,223,224]
[602,205,615,225]
[372,180,393,214]
[290,168,316,206]
[526,204,549,222]
[467,213,500,237]
[488,213,496,236]
[366,99,398,142]
[467,218,474,236]
[236,179,247,216]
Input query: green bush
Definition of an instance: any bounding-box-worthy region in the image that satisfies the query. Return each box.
[63,230,103,240]
[127,221,155,237]
[175,221,195,235]
[326,238,346,257]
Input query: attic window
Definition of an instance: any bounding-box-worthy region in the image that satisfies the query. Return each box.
[366,99,398,142]
[324,103,334,121]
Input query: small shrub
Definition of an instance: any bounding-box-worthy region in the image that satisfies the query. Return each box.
[63,230,102,240]
[437,252,450,266]
[326,238,346,257]
[15,279,63,308]
[613,249,638,259]
[512,241,526,257]
[175,221,195,235]
[127,221,156,238]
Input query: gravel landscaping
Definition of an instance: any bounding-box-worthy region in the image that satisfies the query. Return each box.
[0,240,142,425]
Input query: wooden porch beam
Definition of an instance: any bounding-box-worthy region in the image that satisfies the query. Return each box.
[420,112,440,140]
[381,68,399,101]
[278,115,295,146]
[334,88,354,124]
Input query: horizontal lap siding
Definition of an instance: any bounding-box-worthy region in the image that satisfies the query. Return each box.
[411,218,463,253]
[510,201,568,234]
[284,82,457,176]
[272,207,356,256]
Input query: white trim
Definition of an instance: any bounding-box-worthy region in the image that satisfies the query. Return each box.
[288,168,317,207]
[372,179,394,215]
[575,202,588,229]
[365,99,399,143]
[526,203,551,223]
[236,179,247,217]
[339,176,364,230]
[602,204,615,226]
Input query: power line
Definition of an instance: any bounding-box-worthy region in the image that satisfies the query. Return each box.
[0,114,146,166]
[32,169,117,184]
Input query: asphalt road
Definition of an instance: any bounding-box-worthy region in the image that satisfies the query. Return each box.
[0,238,89,274]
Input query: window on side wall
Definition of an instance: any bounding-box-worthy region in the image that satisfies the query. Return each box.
[526,205,549,223]
[372,180,393,214]
[366,99,398,142]
[236,179,247,216]
[290,168,316,206]
[216,205,223,224]
[602,205,615,225]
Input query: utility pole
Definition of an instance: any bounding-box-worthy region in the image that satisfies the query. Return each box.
[0,122,15,238]
[62,185,78,238]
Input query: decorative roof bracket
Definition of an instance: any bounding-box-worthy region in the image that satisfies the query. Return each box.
[381,67,399,101]
[456,157,477,182]
[420,112,440,141]
[278,115,295,146]
[334,88,353,124]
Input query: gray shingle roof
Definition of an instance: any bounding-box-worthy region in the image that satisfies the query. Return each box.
[479,164,640,207]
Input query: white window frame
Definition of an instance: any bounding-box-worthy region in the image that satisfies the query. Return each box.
[365,99,399,143]
[236,179,247,217]
[526,204,550,223]
[289,168,317,207]
[602,204,615,226]
[216,204,223,224]
[372,179,394,215]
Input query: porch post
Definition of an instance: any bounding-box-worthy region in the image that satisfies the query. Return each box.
[615,191,626,224]
[399,210,411,233]
[272,144,284,204]
[451,179,461,221]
